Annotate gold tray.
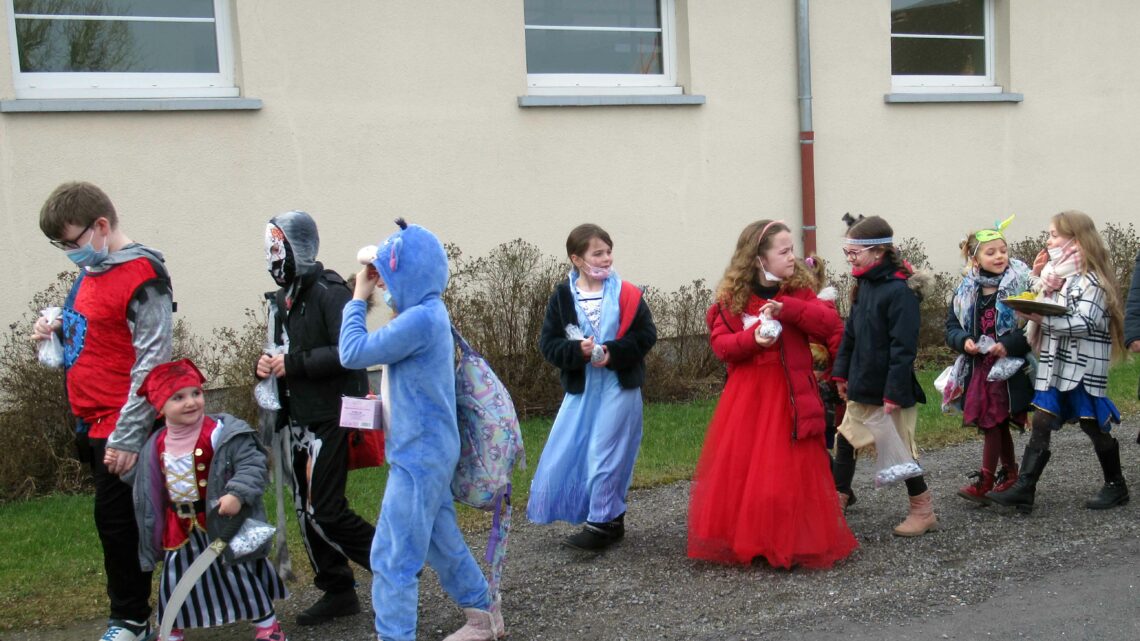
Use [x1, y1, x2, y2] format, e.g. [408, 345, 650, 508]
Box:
[1001, 297, 1068, 316]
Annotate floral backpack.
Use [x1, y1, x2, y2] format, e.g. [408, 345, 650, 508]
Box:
[450, 327, 526, 599]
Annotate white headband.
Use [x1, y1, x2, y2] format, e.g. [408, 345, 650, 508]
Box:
[847, 236, 893, 246]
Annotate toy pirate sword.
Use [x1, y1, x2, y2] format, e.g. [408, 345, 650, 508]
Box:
[147, 504, 275, 641]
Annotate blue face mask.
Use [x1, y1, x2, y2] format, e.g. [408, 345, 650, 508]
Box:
[65, 239, 110, 268]
[383, 289, 396, 311]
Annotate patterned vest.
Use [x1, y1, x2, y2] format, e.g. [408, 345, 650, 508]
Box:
[159, 417, 218, 550]
[63, 257, 164, 438]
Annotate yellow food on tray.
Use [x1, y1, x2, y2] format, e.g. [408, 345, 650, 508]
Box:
[1005, 292, 1037, 301]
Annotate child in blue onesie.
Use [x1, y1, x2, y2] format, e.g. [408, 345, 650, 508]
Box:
[339, 219, 503, 641]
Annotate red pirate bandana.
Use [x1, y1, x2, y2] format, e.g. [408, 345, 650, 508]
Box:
[137, 359, 207, 410]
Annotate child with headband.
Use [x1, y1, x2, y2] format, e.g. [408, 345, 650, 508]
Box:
[688, 220, 856, 567]
[944, 217, 1034, 503]
[831, 215, 938, 537]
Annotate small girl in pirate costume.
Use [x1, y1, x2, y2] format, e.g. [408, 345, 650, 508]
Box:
[132, 359, 288, 641]
[943, 217, 1034, 503]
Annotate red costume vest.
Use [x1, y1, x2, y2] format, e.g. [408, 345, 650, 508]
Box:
[159, 417, 218, 550]
[65, 257, 164, 438]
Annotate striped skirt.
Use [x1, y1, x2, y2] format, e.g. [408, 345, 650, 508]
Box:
[158, 529, 289, 629]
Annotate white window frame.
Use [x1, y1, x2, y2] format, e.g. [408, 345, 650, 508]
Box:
[525, 0, 680, 96]
[891, 0, 999, 93]
[6, 0, 238, 99]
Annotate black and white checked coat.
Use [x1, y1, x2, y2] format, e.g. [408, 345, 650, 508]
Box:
[1035, 272, 1112, 396]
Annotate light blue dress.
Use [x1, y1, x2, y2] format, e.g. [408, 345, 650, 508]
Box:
[527, 272, 644, 525]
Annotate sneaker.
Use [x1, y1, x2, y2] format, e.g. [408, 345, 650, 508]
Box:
[100, 619, 150, 641]
[254, 620, 288, 641]
[168, 629, 185, 641]
[295, 589, 361, 626]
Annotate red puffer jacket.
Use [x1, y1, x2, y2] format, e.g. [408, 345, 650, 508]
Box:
[706, 287, 844, 439]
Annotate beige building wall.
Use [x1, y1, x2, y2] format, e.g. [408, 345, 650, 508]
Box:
[2, 0, 1138, 335]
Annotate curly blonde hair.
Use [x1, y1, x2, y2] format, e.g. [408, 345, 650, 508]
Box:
[715, 220, 790, 314]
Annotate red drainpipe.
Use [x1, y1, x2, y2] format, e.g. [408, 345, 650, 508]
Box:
[796, 0, 817, 255]
[800, 130, 816, 255]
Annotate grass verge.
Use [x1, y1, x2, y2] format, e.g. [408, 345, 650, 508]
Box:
[3, 359, 1137, 631]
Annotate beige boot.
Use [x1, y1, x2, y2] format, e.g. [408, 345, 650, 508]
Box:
[892, 490, 938, 537]
[442, 601, 505, 641]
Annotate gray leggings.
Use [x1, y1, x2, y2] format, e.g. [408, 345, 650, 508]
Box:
[1026, 411, 1115, 452]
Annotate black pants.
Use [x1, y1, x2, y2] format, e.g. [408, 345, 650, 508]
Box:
[289, 418, 376, 594]
[89, 438, 153, 623]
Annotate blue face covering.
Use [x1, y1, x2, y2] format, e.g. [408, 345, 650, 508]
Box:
[383, 289, 396, 311]
[65, 238, 109, 268]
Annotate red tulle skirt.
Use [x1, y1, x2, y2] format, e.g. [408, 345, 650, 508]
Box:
[688, 362, 857, 568]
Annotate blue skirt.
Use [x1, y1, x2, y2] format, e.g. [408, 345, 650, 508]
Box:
[1031, 385, 1121, 431]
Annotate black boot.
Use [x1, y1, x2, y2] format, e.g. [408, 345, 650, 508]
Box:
[987, 447, 1051, 514]
[562, 513, 625, 551]
[1086, 440, 1129, 509]
[296, 588, 361, 626]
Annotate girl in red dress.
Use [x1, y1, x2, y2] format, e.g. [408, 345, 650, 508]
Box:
[687, 220, 857, 568]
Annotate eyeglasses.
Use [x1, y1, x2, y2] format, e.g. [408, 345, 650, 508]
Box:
[49, 222, 94, 250]
[841, 246, 872, 259]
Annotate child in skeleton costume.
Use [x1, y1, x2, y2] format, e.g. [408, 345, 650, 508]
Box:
[987, 210, 1128, 512]
[257, 211, 375, 626]
[340, 220, 504, 641]
[132, 359, 287, 641]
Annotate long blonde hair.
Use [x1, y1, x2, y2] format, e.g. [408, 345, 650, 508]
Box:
[715, 220, 790, 314]
[1053, 210, 1125, 352]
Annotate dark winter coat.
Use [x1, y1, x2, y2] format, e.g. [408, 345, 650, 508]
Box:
[134, 414, 269, 569]
[268, 264, 368, 425]
[539, 281, 657, 394]
[944, 298, 1034, 417]
[832, 260, 926, 408]
[1126, 249, 1140, 350]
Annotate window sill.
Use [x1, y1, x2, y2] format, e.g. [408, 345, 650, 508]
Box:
[518, 94, 706, 108]
[884, 92, 1023, 104]
[0, 97, 263, 113]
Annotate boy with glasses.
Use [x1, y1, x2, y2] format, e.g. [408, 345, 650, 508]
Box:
[32, 181, 174, 641]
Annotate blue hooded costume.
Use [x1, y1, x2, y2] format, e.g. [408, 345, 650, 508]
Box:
[339, 223, 490, 641]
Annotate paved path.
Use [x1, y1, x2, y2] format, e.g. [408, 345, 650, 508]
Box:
[7, 423, 1140, 641]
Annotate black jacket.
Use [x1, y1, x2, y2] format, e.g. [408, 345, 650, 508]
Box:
[539, 281, 657, 394]
[268, 264, 368, 425]
[944, 297, 1034, 417]
[1126, 249, 1140, 350]
[832, 261, 926, 408]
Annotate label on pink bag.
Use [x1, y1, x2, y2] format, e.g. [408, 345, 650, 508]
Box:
[340, 396, 383, 430]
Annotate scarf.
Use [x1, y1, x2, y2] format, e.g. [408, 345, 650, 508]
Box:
[943, 260, 1030, 411]
[951, 261, 1030, 339]
[1037, 244, 1082, 298]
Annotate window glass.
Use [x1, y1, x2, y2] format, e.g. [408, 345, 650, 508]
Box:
[15, 19, 219, 73]
[891, 0, 986, 78]
[526, 29, 661, 74]
[14, 0, 215, 19]
[524, 0, 665, 77]
[525, 0, 660, 29]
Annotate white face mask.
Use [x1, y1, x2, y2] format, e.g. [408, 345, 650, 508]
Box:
[580, 262, 612, 281]
[759, 259, 783, 283]
[1047, 239, 1073, 262]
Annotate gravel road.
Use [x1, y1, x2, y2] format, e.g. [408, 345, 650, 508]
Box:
[9, 421, 1140, 641]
